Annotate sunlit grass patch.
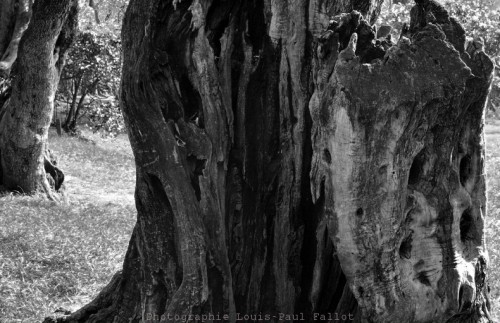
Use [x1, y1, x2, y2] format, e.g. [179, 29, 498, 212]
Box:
[0, 197, 135, 322]
[485, 121, 500, 321]
[0, 129, 135, 322]
[49, 127, 136, 205]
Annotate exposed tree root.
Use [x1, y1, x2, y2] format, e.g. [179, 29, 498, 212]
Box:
[40, 148, 65, 201]
[44, 150, 65, 191]
[43, 272, 125, 323]
[40, 176, 59, 202]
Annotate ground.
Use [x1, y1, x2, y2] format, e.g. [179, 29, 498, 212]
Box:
[484, 118, 500, 321]
[0, 128, 135, 322]
[0, 123, 499, 322]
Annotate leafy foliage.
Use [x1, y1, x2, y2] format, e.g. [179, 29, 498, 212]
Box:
[378, 1, 413, 37]
[56, 1, 125, 137]
[78, 0, 127, 35]
[87, 93, 124, 134]
[445, 0, 500, 56]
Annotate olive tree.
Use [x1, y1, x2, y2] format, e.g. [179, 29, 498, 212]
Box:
[49, 0, 494, 322]
[0, 0, 78, 195]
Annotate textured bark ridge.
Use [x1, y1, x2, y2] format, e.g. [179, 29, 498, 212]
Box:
[0, 0, 78, 195]
[50, 0, 493, 322]
[310, 6, 493, 322]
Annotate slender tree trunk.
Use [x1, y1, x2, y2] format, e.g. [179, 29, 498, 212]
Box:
[49, 0, 493, 322]
[0, 0, 31, 110]
[64, 75, 82, 131]
[66, 76, 98, 132]
[0, 0, 78, 194]
[70, 91, 87, 130]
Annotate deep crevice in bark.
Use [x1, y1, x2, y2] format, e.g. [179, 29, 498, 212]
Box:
[460, 154, 472, 187]
[399, 231, 413, 259]
[245, 0, 266, 56]
[460, 208, 475, 243]
[206, 1, 233, 59]
[179, 76, 205, 128]
[408, 150, 426, 186]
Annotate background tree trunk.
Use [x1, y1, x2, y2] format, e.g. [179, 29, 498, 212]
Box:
[0, 0, 31, 72]
[0, 0, 31, 110]
[51, 0, 493, 322]
[0, 0, 16, 57]
[63, 75, 82, 132]
[0, 0, 78, 194]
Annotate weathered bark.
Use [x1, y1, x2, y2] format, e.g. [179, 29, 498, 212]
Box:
[0, 0, 78, 194]
[49, 0, 493, 322]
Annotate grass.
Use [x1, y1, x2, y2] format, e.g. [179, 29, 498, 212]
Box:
[485, 119, 500, 321]
[0, 127, 136, 322]
[0, 121, 499, 322]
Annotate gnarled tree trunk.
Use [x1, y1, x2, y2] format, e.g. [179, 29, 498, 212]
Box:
[50, 0, 493, 322]
[0, 0, 78, 195]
